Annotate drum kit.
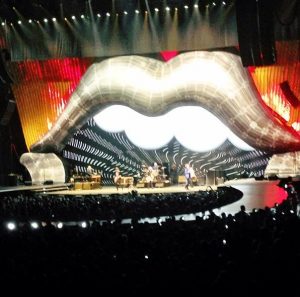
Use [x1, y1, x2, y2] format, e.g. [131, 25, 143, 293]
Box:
[140, 164, 168, 183]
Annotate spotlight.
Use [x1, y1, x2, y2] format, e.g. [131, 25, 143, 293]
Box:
[154, 8, 159, 12]
[44, 18, 48, 23]
[194, 4, 198, 8]
[1, 22, 5, 26]
[97, 13, 101, 18]
[31, 222, 39, 229]
[17, 20, 22, 24]
[165, 7, 170, 11]
[72, 15, 76, 20]
[212, 2, 216, 6]
[81, 222, 87, 228]
[6, 222, 16, 231]
[106, 12, 110, 17]
[124, 11, 128, 15]
[184, 5, 189, 9]
[52, 17, 56, 22]
[135, 10, 139, 14]
[57, 222, 63, 229]
[222, 1, 226, 5]
[81, 15, 85, 19]
[28, 19, 32, 23]
[222, 239, 227, 245]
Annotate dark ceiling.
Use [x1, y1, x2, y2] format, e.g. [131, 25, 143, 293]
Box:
[0, 0, 233, 22]
[0, 0, 298, 23]
[0, 0, 298, 25]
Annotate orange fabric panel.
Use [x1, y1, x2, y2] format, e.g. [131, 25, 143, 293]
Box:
[10, 58, 93, 149]
[249, 40, 300, 129]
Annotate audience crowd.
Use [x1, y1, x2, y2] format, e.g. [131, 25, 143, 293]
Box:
[0, 186, 241, 221]
[0, 182, 299, 295]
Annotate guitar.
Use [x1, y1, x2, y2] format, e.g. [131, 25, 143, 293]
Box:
[114, 173, 121, 184]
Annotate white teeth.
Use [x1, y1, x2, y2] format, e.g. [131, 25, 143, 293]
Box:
[94, 105, 254, 151]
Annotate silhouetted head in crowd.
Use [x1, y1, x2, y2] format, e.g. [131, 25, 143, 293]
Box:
[240, 205, 246, 212]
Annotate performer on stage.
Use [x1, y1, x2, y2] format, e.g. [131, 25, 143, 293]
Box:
[113, 166, 121, 190]
[184, 163, 191, 190]
[90, 169, 102, 189]
[133, 171, 141, 187]
[152, 162, 160, 182]
[189, 164, 196, 187]
[146, 165, 154, 188]
[87, 165, 94, 176]
[170, 163, 178, 185]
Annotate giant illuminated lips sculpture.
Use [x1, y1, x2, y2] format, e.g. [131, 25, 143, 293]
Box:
[30, 51, 300, 154]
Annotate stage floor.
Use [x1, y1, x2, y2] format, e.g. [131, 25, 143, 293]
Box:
[49, 178, 289, 216]
[218, 178, 287, 215]
[54, 184, 215, 195]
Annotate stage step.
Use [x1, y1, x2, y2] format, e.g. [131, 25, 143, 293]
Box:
[32, 184, 72, 193]
[136, 181, 170, 188]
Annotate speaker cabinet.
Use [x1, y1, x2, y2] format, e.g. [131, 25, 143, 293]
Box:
[236, 0, 276, 66]
[155, 182, 164, 188]
[7, 174, 18, 186]
[198, 175, 206, 186]
[136, 182, 145, 188]
[82, 182, 91, 190]
[91, 182, 101, 189]
[43, 180, 53, 185]
[178, 175, 186, 184]
[206, 171, 216, 186]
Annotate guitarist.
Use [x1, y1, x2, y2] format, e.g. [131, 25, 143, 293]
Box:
[113, 167, 121, 190]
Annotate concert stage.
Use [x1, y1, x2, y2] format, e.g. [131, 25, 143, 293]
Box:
[52, 179, 288, 215]
[0, 178, 288, 216]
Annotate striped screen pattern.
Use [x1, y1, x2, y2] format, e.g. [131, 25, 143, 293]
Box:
[62, 119, 271, 184]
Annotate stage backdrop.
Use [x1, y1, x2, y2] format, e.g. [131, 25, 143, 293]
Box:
[3, 41, 300, 183]
[62, 118, 272, 185]
[6, 41, 300, 151]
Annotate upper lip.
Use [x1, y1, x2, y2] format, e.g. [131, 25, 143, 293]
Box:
[30, 51, 300, 153]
